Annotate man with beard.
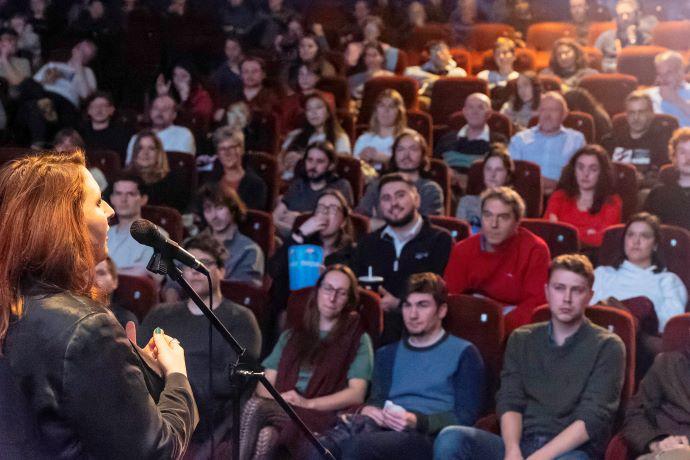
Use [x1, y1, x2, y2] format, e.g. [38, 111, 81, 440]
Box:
[434, 254, 625, 460]
[444, 187, 550, 333]
[272, 141, 353, 237]
[125, 94, 195, 163]
[354, 173, 453, 344]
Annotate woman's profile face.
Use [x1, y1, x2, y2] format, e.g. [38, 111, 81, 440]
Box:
[82, 167, 114, 263]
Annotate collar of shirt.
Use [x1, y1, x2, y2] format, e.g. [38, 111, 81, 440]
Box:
[547, 317, 589, 347]
[458, 123, 491, 141]
[381, 214, 423, 258]
[535, 125, 567, 137]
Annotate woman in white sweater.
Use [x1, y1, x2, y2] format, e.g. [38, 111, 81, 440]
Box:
[591, 212, 687, 334]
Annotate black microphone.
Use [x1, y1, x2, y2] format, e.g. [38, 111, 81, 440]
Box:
[130, 219, 209, 275]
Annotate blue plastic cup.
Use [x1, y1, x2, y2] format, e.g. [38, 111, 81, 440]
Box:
[288, 244, 324, 291]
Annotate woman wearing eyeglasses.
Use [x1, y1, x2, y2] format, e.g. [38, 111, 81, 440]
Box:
[240, 264, 373, 460]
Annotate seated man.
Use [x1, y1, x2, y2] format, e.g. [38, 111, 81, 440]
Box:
[79, 91, 134, 163]
[321, 272, 485, 460]
[644, 127, 690, 230]
[435, 92, 507, 180]
[607, 90, 672, 187]
[139, 233, 261, 455]
[93, 256, 138, 329]
[125, 94, 195, 163]
[646, 51, 690, 128]
[508, 91, 586, 195]
[444, 187, 551, 333]
[622, 340, 690, 458]
[272, 141, 353, 237]
[435, 254, 626, 460]
[404, 40, 467, 98]
[354, 173, 453, 343]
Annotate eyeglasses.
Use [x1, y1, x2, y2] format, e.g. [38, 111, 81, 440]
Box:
[315, 204, 343, 215]
[320, 284, 348, 300]
[180, 259, 217, 271]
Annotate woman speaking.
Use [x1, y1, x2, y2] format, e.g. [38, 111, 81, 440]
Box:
[0, 150, 198, 458]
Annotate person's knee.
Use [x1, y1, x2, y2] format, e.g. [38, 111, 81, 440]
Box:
[555, 450, 590, 460]
[433, 426, 472, 460]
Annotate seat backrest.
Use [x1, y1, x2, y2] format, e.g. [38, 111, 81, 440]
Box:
[220, 279, 270, 325]
[141, 205, 183, 243]
[526, 22, 577, 51]
[406, 23, 453, 52]
[407, 109, 434, 150]
[565, 111, 596, 144]
[238, 209, 275, 258]
[335, 155, 364, 205]
[428, 158, 452, 215]
[600, 223, 690, 297]
[587, 21, 616, 46]
[428, 215, 471, 243]
[520, 218, 580, 257]
[114, 274, 158, 322]
[652, 20, 690, 51]
[612, 162, 639, 221]
[662, 313, 690, 352]
[87, 149, 122, 182]
[658, 163, 676, 185]
[316, 76, 351, 112]
[166, 150, 198, 195]
[579, 73, 639, 117]
[357, 76, 419, 125]
[616, 45, 668, 86]
[293, 211, 371, 241]
[467, 23, 516, 51]
[244, 152, 278, 210]
[393, 48, 409, 75]
[449, 48, 472, 75]
[430, 77, 489, 128]
[538, 74, 563, 92]
[531, 304, 636, 402]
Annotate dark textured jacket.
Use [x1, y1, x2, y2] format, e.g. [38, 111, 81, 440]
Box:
[1, 289, 199, 459]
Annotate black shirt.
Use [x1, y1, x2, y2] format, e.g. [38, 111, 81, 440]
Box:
[644, 182, 690, 231]
[79, 121, 135, 165]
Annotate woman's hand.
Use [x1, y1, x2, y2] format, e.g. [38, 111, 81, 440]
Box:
[156, 74, 171, 96]
[281, 390, 313, 409]
[144, 327, 188, 378]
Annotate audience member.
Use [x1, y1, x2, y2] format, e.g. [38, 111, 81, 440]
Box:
[210, 35, 244, 108]
[539, 38, 598, 89]
[0, 27, 31, 103]
[288, 33, 335, 80]
[545, 144, 622, 248]
[125, 94, 196, 163]
[207, 127, 269, 211]
[564, 87, 613, 144]
[274, 141, 354, 236]
[354, 89, 407, 172]
[591, 212, 687, 335]
[354, 173, 453, 343]
[94, 257, 138, 329]
[445, 187, 550, 332]
[154, 60, 213, 129]
[240, 265, 373, 459]
[607, 91, 671, 187]
[450, 0, 488, 44]
[477, 37, 519, 91]
[500, 71, 541, 130]
[281, 62, 330, 135]
[53, 129, 108, 191]
[595, 0, 657, 72]
[125, 130, 188, 212]
[280, 92, 351, 181]
[344, 16, 401, 74]
[220, 0, 258, 38]
[358, 129, 445, 231]
[8, 13, 41, 67]
[435, 92, 508, 175]
[435, 254, 625, 460]
[509, 91, 586, 195]
[456, 144, 515, 234]
[231, 56, 282, 116]
[78, 91, 134, 163]
[139, 232, 261, 455]
[646, 51, 690, 128]
[197, 182, 265, 286]
[348, 42, 394, 100]
[405, 40, 467, 98]
[320, 272, 485, 460]
[644, 128, 690, 230]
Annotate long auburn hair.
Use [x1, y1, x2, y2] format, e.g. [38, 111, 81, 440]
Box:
[555, 144, 616, 215]
[128, 130, 170, 184]
[287, 92, 345, 153]
[0, 150, 98, 347]
[291, 264, 360, 366]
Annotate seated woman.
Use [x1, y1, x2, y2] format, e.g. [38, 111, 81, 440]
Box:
[538, 37, 598, 89]
[353, 89, 407, 172]
[155, 60, 214, 128]
[269, 189, 357, 324]
[206, 126, 269, 211]
[347, 42, 394, 101]
[286, 33, 336, 81]
[125, 130, 188, 211]
[281, 62, 335, 136]
[476, 37, 519, 109]
[591, 212, 687, 337]
[53, 128, 107, 190]
[456, 143, 515, 234]
[500, 71, 541, 131]
[545, 144, 622, 248]
[564, 87, 613, 145]
[357, 128, 444, 231]
[239, 264, 373, 460]
[281, 91, 351, 181]
[344, 15, 401, 74]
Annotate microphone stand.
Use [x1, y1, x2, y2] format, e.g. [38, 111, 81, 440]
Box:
[146, 252, 336, 460]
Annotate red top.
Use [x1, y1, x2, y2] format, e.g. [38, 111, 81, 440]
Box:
[444, 227, 551, 333]
[544, 190, 622, 247]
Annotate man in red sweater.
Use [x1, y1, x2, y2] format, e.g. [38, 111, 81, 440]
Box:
[444, 187, 551, 332]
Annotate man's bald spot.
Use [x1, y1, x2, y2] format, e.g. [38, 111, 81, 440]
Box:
[465, 92, 492, 109]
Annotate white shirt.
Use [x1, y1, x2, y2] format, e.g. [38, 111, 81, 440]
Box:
[353, 132, 394, 160]
[125, 125, 196, 164]
[591, 260, 687, 333]
[33, 61, 96, 107]
[381, 214, 423, 259]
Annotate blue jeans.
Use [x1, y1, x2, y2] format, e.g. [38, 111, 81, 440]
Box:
[433, 426, 591, 460]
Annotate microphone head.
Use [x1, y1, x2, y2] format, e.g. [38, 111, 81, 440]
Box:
[130, 219, 163, 247]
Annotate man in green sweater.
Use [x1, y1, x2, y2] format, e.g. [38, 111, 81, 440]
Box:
[434, 254, 626, 460]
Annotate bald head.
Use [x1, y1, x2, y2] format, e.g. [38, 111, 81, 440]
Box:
[463, 92, 492, 129]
